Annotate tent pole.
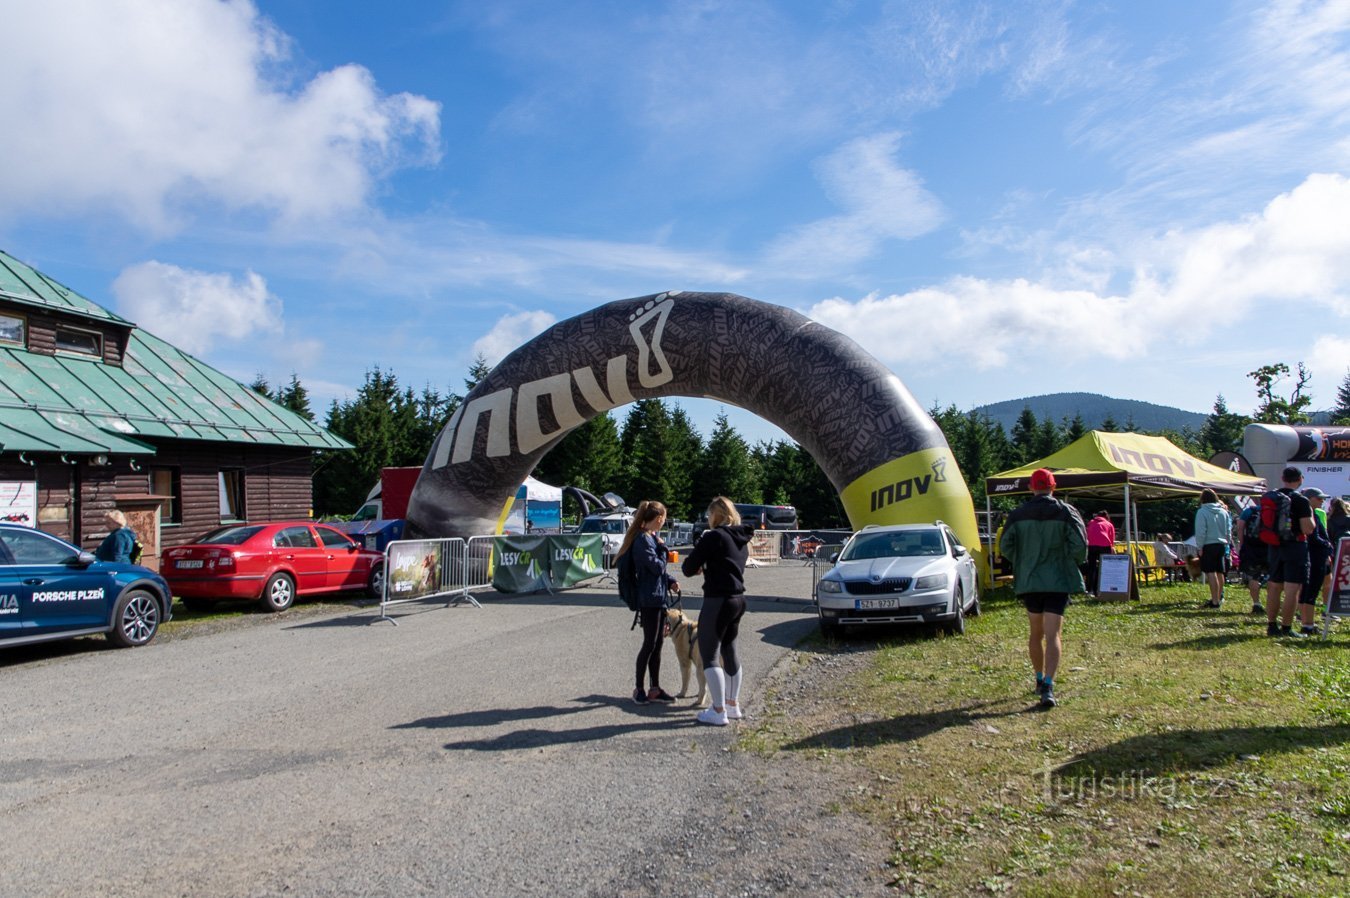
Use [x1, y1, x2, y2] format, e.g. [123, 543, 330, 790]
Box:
[984, 494, 993, 590]
[1124, 483, 1135, 598]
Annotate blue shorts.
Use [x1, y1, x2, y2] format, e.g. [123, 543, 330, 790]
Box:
[1267, 541, 1309, 586]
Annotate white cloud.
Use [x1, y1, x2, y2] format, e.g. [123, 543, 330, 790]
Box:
[764, 133, 946, 274]
[1311, 335, 1350, 371]
[472, 311, 558, 365]
[808, 172, 1350, 370]
[112, 261, 283, 356]
[0, 0, 440, 231]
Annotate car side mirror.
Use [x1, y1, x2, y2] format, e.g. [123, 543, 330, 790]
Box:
[71, 551, 97, 567]
[829, 552, 841, 563]
[953, 545, 968, 557]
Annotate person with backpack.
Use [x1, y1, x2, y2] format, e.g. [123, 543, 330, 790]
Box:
[616, 501, 682, 705]
[1195, 489, 1232, 609]
[1236, 501, 1268, 614]
[1261, 466, 1316, 638]
[999, 468, 1087, 709]
[681, 496, 756, 726]
[1298, 487, 1334, 636]
[94, 509, 137, 563]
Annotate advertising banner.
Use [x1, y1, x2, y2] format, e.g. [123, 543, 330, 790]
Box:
[492, 535, 551, 593]
[548, 534, 604, 588]
[1325, 538, 1350, 639]
[491, 534, 605, 593]
[0, 481, 37, 526]
[387, 540, 443, 601]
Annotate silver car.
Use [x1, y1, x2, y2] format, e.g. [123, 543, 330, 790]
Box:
[814, 523, 979, 636]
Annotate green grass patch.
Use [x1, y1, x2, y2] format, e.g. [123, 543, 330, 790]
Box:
[747, 583, 1350, 897]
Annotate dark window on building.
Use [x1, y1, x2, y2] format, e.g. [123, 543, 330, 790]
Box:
[0, 312, 25, 346]
[54, 327, 102, 356]
[218, 469, 245, 521]
[149, 467, 182, 524]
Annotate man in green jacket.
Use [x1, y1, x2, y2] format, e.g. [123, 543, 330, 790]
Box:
[1000, 468, 1087, 709]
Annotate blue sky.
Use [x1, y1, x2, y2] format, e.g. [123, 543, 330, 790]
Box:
[3, 0, 1349, 445]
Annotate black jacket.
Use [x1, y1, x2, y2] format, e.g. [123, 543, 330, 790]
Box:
[682, 524, 755, 596]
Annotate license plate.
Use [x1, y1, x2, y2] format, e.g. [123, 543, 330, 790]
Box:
[856, 598, 899, 610]
[176, 559, 204, 569]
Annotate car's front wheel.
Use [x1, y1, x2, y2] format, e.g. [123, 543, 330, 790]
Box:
[945, 584, 966, 636]
[259, 572, 296, 613]
[818, 610, 841, 638]
[107, 589, 162, 647]
[367, 564, 385, 600]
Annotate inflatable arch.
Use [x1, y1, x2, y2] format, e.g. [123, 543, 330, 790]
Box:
[406, 291, 979, 552]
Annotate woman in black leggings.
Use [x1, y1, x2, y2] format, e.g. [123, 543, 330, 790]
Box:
[617, 501, 681, 704]
[681, 497, 756, 726]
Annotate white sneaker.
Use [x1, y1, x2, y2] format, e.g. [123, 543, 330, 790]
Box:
[696, 707, 728, 726]
[725, 701, 743, 720]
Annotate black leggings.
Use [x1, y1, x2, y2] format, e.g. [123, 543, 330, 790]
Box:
[697, 594, 747, 677]
[635, 606, 665, 690]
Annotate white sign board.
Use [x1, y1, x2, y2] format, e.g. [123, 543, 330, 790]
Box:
[0, 481, 37, 527]
[1097, 553, 1132, 597]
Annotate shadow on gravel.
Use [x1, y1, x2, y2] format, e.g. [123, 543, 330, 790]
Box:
[782, 700, 1028, 751]
[393, 695, 615, 730]
[437, 716, 698, 751]
[1055, 723, 1350, 780]
[394, 693, 709, 749]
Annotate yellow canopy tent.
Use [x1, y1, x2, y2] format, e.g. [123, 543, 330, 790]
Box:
[984, 431, 1267, 589]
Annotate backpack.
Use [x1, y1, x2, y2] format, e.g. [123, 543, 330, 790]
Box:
[1241, 505, 1262, 542]
[1258, 489, 1295, 546]
[615, 549, 639, 612]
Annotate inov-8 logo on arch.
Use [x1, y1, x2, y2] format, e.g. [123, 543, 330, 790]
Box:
[430, 294, 677, 470]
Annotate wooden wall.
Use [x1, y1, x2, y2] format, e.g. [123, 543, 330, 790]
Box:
[0, 444, 315, 562]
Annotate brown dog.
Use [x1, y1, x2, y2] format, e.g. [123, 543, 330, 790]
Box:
[664, 607, 706, 706]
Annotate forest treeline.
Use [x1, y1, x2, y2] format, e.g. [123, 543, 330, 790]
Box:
[253, 360, 1350, 537]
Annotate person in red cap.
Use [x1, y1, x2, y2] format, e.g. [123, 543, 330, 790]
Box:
[999, 468, 1087, 708]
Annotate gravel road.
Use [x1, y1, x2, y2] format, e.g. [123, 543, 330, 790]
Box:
[0, 564, 893, 897]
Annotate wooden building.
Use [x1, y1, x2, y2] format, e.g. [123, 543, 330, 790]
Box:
[0, 250, 349, 570]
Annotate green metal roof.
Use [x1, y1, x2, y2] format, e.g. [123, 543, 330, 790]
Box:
[0, 250, 350, 456]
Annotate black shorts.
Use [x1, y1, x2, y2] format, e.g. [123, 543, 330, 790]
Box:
[1267, 541, 1310, 586]
[1021, 592, 1070, 616]
[1238, 542, 1268, 576]
[1199, 543, 1228, 574]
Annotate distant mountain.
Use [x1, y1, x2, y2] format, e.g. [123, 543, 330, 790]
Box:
[970, 392, 1208, 434]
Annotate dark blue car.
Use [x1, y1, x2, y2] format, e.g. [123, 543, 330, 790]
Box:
[0, 522, 173, 650]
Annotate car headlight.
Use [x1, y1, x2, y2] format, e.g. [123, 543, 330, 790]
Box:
[914, 573, 949, 591]
[818, 579, 843, 594]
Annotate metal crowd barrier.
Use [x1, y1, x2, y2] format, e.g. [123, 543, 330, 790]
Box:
[375, 536, 480, 626]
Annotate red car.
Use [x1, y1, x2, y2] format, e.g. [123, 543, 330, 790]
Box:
[163, 522, 386, 613]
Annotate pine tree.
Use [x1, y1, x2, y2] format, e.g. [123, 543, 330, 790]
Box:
[619, 399, 675, 509]
[1199, 395, 1249, 454]
[664, 406, 704, 521]
[464, 354, 492, 393]
[276, 373, 314, 421]
[1333, 369, 1350, 424]
[1011, 407, 1039, 464]
[697, 411, 756, 510]
[1065, 413, 1087, 443]
[249, 373, 271, 397]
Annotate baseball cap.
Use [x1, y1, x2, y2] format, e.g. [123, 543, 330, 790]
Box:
[1030, 468, 1056, 491]
[1302, 486, 1327, 498]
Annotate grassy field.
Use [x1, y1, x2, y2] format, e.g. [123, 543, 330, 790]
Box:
[744, 583, 1350, 898]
